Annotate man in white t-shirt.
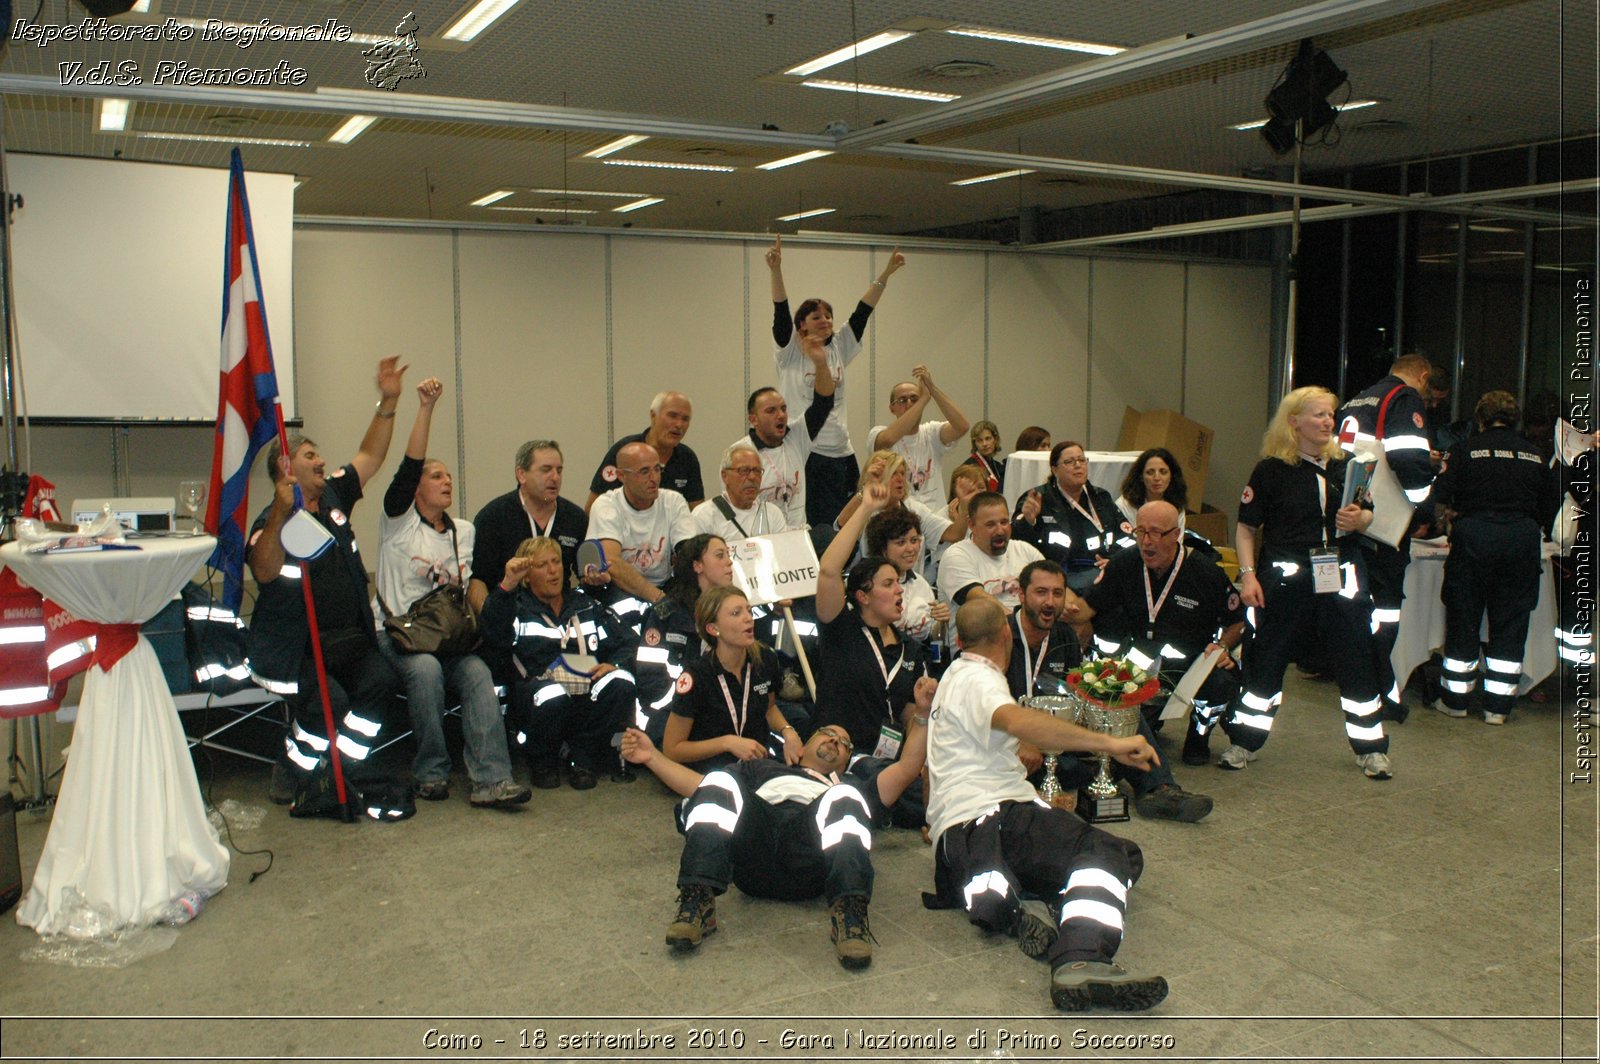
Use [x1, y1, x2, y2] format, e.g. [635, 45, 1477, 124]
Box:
[938, 492, 1045, 613]
[739, 371, 833, 530]
[693, 441, 788, 542]
[926, 596, 1167, 1012]
[587, 441, 696, 620]
[869, 364, 971, 513]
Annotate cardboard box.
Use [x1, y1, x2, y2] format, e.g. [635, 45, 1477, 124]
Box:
[1117, 407, 1215, 510]
[1186, 505, 1229, 554]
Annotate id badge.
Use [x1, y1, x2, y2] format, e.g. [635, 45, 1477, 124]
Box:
[873, 725, 904, 760]
[1310, 550, 1341, 594]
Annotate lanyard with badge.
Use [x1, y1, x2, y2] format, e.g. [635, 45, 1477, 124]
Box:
[716, 662, 752, 738]
[1063, 485, 1106, 550]
[864, 627, 908, 758]
[1143, 546, 1188, 640]
[1305, 459, 1342, 594]
[1018, 619, 1052, 695]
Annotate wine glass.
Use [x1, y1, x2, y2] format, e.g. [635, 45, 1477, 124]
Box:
[178, 480, 207, 535]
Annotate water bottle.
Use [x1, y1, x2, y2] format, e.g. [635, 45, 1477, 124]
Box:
[157, 890, 208, 926]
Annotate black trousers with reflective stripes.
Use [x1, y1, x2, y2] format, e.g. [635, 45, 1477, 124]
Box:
[1440, 515, 1542, 716]
[284, 635, 402, 782]
[677, 770, 874, 904]
[1364, 538, 1411, 707]
[935, 801, 1144, 968]
[1230, 558, 1385, 755]
[511, 670, 636, 773]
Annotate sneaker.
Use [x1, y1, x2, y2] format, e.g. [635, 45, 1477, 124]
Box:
[530, 765, 562, 790]
[1356, 752, 1393, 780]
[567, 765, 598, 791]
[1134, 784, 1213, 823]
[414, 779, 451, 802]
[1216, 745, 1257, 771]
[829, 895, 875, 970]
[665, 886, 717, 952]
[1181, 727, 1211, 766]
[469, 779, 533, 807]
[1483, 712, 1507, 726]
[1431, 699, 1468, 719]
[1013, 899, 1057, 960]
[1051, 960, 1169, 1012]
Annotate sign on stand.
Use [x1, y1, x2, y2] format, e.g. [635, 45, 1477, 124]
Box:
[729, 529, 819, 606]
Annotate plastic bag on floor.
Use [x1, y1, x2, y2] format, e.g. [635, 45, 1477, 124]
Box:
[18, 888, 179, 968]
[208, 798, 266, 833]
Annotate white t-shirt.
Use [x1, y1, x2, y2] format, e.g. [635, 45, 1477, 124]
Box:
[937, 538, 1043, 612]
[869, 420, 952, 512]
[738, 431, 812, 529]
[897, 569, 940, 643]
[776, 327, 861, 458]
[692, 493, 788, 541]
[926, 654, 1039, 845]
[587, 488, 695, 585]
[376, 507, 475, 617]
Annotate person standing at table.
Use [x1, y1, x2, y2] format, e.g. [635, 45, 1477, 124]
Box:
[1337, 354, 1437, 722]
[375, 376, 531, 809]
[1218, 386, 1393, 780]
[869, 364, 972, 513]
[767, 235, 905, 526]
[1013, 441, 1133, 594]
[1431, 392, 1558, 725]
[248, 356, 412, 820]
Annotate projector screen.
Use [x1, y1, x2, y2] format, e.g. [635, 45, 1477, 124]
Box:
[9, 153, 296, 422]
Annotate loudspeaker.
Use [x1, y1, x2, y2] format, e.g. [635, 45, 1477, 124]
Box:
[0, 791, 21, 916]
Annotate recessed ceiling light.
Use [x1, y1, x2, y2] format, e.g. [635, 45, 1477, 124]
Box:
[756, 150, 835, 171]
[328, 115, 377, 143]
[471, 190, 514, 207]
[137, 132, 312, 147]
[803, 79, 958, 102]
[776, 207, 836, 222]
[97, 99, 130, 132]
[583, 134, 648, 159]
[602, 159, 737, 173]
[529, 187, 648, 198]
[441, 0, 523, 42]
[488, 206, 596, 214]
[946, 26, 1124, 56]
[951, 168, 1035, 186]
[1229, 99, 1379, 130]
[614, 197, 664, 213]
[785, 31, 915, 77]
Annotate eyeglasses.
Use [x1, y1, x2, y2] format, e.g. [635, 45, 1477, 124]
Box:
[1133, 526, 1180, 539]
[728, 466, 764, 478]
[623, 464, 666, 477]
[889, 394, 919, 406]
[1057, 456, 1088, 466]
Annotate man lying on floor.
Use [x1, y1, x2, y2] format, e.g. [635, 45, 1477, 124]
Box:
[618, 703, 930, 971]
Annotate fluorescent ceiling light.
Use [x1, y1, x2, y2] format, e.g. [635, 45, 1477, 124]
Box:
[776, 207, 836, 222]
[951, 168, 1035, 186]
[946, 26, 1123, 56]
[471, 190, 514, 207]
[583, 134, 648, 159]
[602, 159, 736, 173]
[328, 115, 377, 143]
[757, 150, 835, 171]
[785, 31, 914, 77]
[529, 187, 647, 198]
[138, 132, 312, 147]
[803, 79, 958, 102]
[441, 0, 522, 42]
[614, 197, 664, 213]
[97, 98, 130, 132]
[488, 206, 596, 214]
[1230, 99, 1379, 130]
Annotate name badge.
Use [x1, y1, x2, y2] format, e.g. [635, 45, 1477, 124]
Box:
[1310, 550, 1341, 594]
[873, 725, 903, 760]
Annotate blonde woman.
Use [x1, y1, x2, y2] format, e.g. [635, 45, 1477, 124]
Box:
[1216, 387, 1392, 780]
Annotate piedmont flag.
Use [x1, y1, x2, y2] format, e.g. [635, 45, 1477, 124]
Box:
[205, 149, 285, 611]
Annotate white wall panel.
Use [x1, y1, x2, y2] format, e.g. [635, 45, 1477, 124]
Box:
[1088, 259, 1186, 449]
[987, 254, 1091, 460]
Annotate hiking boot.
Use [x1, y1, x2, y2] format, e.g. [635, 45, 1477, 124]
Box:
[1181, 726, 1211, 766]
[665, 886, 717, 952]
[829, 894, 875, 970]
[530, 764, 562, 790]
[1051, 960, 1169, 1011]
[1013, 899, 1057, 960]
[1356, 752, 1393, 780]
[469, 779, 533, 808]
[1134, 784, 1213, 823]
[414, 779, 451, 802]
[1216, 744, 1257, 771]
[567, 765, 598, 790]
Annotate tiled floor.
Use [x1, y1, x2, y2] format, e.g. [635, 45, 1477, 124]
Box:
[1, 671, 1595, 1062]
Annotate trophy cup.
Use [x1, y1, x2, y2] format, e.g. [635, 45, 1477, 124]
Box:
[1069, 690, 1142, 823]
[1020, 695, 1076, 808]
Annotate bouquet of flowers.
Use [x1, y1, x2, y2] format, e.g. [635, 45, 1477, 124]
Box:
[1066, 656, 1163, 709]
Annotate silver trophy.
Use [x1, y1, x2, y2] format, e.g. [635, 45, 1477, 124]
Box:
[1020, 695, 1077, 805]
[1070, 691, 1143, 823]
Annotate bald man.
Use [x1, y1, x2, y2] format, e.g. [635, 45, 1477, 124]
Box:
[588, 391, 704, 510]
[587, 440, 696, 619]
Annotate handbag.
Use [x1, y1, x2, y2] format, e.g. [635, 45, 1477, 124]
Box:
[380, 524, 480, 656]
[1355, 385, 1417, 549]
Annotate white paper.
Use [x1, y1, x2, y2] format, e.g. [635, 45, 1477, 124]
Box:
[1162, 646, 1225, 720]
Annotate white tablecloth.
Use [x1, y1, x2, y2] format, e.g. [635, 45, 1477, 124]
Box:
[1003, 450, 1142, 512]
[3, 537, 229, 935]
[1392, 540, 1559, 698]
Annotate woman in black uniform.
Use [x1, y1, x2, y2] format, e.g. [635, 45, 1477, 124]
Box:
[1221, 386, 1393, 780]
[1432, 391, 1558, 725]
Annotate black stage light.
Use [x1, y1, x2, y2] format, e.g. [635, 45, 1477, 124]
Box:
[1259, 39, 1348, 154]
